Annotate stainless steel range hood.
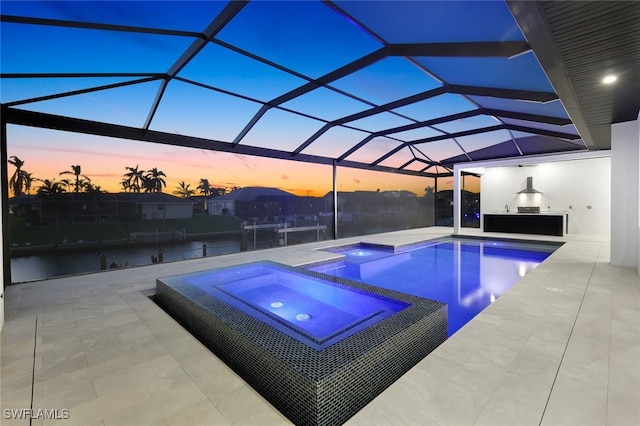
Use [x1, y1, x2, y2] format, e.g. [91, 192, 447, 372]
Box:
[517, 177, 542, 194]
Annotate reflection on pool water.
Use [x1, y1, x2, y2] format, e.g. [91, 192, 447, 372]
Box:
[310, 237, 561, 336]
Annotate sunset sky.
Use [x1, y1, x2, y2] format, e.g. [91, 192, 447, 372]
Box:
[7, 124, 445, 198]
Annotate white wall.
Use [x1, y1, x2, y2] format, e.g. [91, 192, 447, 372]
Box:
[611, 116, 640, 268]
[141, 204, 192, 220]
[208, 200, 235, 216]
[481, 156, 611, 237]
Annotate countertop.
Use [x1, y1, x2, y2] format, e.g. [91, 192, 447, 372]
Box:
[485, 211, 568, 216]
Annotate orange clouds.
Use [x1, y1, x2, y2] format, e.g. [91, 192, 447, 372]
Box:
[7, 125, 435, 198]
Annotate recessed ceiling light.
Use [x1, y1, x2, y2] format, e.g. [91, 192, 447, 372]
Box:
[603, 75, 618, 84]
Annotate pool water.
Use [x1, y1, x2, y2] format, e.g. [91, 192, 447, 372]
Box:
[309, 237, 560, 335]
[178, 262, 409, 350]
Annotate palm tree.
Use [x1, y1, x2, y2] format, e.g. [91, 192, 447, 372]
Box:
[144, 167, 166, 193]
[85, 183, 105, 222]
[123, 165, 145, 193]
[197, 178, 212, 197]
[85, 183, 104, 193]
[212, 187, 227, 196]
[173, 181, 195, 198]
[58, 178, 72, 193]
[424, 186, 435, 198]
[36, 178, 67, 226]
[23, 172, 35, 194]
[36, 179, 66, 196]
[60, 165, 91, 193]
[141, 177, 155, 193]
[8, 156, 34, 196]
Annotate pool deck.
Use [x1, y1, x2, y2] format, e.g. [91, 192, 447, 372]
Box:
[2, 227, 638, 425]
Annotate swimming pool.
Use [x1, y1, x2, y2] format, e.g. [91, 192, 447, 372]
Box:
[155, 261, 446, 426]
[164, 261, 411, 350]
[309, 236, 561, 336]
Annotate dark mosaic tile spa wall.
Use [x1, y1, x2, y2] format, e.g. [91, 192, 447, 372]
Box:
[155, 263, 447, 426]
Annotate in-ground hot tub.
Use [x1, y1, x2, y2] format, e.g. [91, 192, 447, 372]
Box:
[155, 261, 447, 426]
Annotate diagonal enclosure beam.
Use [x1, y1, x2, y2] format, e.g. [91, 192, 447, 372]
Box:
[236, 47, 388, 146]
[267, 48, 389, 107]
[337, 134, 376, 162]
[143, 1, 249, 131]
[405, 123, 580, 146]
[232, 105, 271, 145]
[373, 109, 479, 137]
[398, 158, 416, 170]
[371, 143, 407, 167]
[332, 86, 448, 126]
[503, 124, 582, 140]
[3, 77, 163, 107]
[448, 85, 557, 102]
[0, 72, 165, 79]
[482, 109, 572, 126]
[407, 125, 505, 145]
[292, 124, 334, 155]
[0, 14, 202, 38]
[388, 41, 531, 58]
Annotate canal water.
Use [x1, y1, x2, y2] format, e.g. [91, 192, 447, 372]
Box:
[10, 236, 251, 283]
[10, 225, 334, 283]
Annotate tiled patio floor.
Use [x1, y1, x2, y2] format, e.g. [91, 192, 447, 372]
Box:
[2, 227, 638, 425]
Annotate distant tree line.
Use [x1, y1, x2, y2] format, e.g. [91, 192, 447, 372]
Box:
[8, 156, 238, 198]
[172, 178, 239, 199]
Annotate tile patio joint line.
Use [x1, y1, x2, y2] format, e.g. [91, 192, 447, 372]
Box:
[537, 252, 599, 425]
[29, 316, 38, 426]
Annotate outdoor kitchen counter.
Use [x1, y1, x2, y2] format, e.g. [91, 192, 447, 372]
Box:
[483, 212, 568, 236]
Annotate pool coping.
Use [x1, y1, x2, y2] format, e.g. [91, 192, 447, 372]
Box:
[155, 260, 448, 426]
[311, 234, 564, 255]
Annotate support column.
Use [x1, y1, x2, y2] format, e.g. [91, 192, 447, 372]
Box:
[1, 116, 9, 330]
[1, 117, 10, 288]
[434, 177, 438, 226]
[332, 160, 338, 240]
[453, 166, 461, 234]
[611, 115, 640, 268]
